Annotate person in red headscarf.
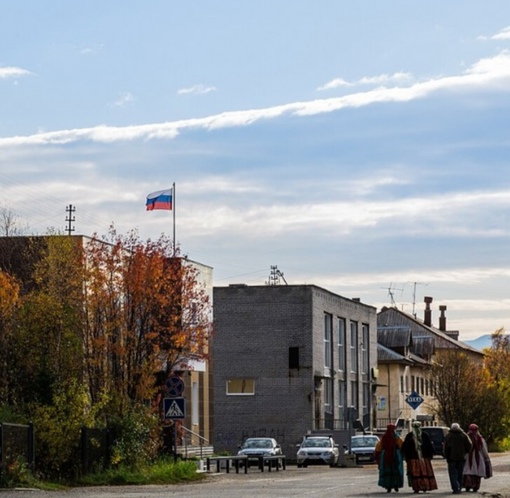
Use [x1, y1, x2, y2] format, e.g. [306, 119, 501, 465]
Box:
[375, 423, 404, 493]
[463, 424, 490, 492]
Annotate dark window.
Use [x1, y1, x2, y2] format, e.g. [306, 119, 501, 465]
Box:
[289, 347, 300, 369]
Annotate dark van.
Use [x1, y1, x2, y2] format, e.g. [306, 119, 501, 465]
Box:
[421, 426, 449, 458]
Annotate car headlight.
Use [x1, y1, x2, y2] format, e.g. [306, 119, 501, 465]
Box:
[297, 450, 307, 456]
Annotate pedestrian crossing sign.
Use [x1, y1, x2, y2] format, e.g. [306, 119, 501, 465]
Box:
[164, 397, 186, 420]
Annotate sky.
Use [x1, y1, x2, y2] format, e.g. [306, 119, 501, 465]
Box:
[1, 1, 510, 340]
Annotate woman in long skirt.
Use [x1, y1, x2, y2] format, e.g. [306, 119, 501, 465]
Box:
[463, 423, 490, 492]
[375, 423, 404, 493]
[401, 421, 438, 493]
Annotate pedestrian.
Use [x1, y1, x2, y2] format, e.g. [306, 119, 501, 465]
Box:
[444, 422, 472, 494]
[375, 423, 404, 493]
[463, 423, 490, 492]
[401, 421, 438, 493]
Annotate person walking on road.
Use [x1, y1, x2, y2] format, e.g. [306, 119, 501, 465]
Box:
[401, 421, 438, 493]
[375, 423, 404, 493]
[463, 423, 490, 492]
[444, 422, 472, 494]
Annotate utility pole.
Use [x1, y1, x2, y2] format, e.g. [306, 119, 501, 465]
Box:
[267, 265, 288, 285]
[65, 204, 75, 235]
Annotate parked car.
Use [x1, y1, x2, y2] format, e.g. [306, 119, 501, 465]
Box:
[237, 437, 282, 466]
[296, 435, 339, 468]
[420, 426, 449, 458]
[348, 434, 380, 464]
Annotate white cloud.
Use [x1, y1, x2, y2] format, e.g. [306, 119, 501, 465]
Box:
[0, 66, 32, 79]
[316, 78, 353, 91]
[1, 52, 510, 147]
[111, 92, 135, 108]
[358, 71, 413, 85]
[492, 26, 510, 40]
[177, 84, 217, 95]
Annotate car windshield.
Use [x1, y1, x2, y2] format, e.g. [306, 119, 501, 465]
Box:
[351, 437, 378, 448]
[243, 439, 272, 449]
[302, 438, 331, 448]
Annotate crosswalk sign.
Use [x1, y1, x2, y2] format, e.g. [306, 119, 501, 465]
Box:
[164, 397, 186, 420]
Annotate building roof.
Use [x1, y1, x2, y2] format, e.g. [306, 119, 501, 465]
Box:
[378, 326, 413, 348]
[377, 306, 483, 357]
[377, 343, 413, 364]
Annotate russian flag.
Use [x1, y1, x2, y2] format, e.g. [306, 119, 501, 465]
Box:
[146, 188, 173, 211]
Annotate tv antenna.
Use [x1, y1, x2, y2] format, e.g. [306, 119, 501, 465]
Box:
[408, 281, 428, 318]
[381, 282, 403, 307]
[266, 265, 288, 286]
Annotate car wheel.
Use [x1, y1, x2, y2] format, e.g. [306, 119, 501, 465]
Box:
[297, 463, 302, 468]
[303, 463, 308, 468]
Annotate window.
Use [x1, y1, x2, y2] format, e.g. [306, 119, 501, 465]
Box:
[351, 380, 359, 410]
[324, 313, 333, 368]
[400, 375, 404, 393]
[350, 321, 358, 373]
[192, 381, 199, 425]
[338, 318, 346, 372]
[226, 379, 255, 395]
[324, 378, 333, 414]
[362, 382, 370, 414]
[361, 323, 369, 374]
[289, 347, 300, 369]
[338, 381, 346, 419]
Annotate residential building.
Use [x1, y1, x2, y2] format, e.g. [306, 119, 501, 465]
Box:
[212, 284, 378, 457]
[376, 297, 484, 431]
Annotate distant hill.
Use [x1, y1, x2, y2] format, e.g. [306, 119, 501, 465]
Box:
[463, 334, 496, 350]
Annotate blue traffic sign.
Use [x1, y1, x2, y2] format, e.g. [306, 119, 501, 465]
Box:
[164, 397, 186, 420]
[405, 390, 424, 410]
[165, 376, 185, 397]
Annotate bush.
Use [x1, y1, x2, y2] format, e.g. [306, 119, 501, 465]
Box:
[109, 404, 161, 469]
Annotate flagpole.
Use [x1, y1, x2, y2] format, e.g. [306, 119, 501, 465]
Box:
[173, 182, 176, 256]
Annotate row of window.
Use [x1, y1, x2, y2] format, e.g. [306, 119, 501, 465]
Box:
[400, 374, 435, 396]
[324, 314, 370, 374]
[227, 377, 369, 422]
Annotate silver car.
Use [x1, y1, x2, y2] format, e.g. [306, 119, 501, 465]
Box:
[296, 435, 339, 468]
[237, 437, 282, 466]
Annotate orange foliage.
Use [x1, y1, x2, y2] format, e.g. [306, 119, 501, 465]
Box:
[83, 228, 211, 410]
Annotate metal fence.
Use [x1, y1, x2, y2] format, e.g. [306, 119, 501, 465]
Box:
[0, 423, 35, 470]
[80, 427, 116, 474]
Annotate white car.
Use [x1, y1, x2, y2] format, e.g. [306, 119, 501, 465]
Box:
[296, 435, 339, 468]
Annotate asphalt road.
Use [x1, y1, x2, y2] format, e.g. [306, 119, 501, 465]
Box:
[1, 452, 509, 498]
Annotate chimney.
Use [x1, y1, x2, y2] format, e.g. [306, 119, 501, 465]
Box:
[424, 296, 433, 326]
[439, 305, 447, 331]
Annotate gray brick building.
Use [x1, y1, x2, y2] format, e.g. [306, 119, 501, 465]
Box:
[212, 284, 378, 457]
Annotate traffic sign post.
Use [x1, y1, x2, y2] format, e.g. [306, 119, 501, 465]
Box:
[165, 376, 185, 397]
[164, 397, 186, 420]
[405, 390, 424, 410]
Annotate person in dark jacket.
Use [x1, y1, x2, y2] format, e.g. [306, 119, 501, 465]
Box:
[401, 421, 438, 493]
[444, 422, 472, 494]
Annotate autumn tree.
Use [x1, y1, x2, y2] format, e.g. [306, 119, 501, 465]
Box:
[9, 235, 85, 405]
[83, 228, 212, 415]
[480, 328, 510, 442]
[429, 349, 485, 429]
[0, 270, 21, 403]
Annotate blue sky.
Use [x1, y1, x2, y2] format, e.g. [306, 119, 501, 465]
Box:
[1, 1, 510, 339]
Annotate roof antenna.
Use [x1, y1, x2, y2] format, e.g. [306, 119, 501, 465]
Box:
[267, 265, 288, 285]
[409, 281, 428, 318]
[382, 282, 403, 307]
